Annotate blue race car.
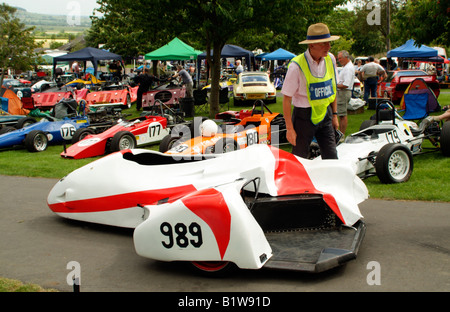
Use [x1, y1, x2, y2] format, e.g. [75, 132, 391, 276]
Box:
[0, 99, 90, 152]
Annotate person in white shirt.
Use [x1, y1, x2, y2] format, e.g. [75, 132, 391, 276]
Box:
[235, 60, 243, 76]
[336, 50, 355, 136]
[360, 56, 386, 103]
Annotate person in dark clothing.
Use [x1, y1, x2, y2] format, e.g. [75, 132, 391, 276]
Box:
[135, 68, 160, 110]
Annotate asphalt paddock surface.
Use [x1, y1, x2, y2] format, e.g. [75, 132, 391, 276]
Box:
[0, 175, 449, 293]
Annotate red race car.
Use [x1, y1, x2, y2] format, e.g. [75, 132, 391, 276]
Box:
[377, 70, 440, 103]
[61, 100, 186, 159]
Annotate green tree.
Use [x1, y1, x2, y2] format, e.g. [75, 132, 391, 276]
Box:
[393, 0, 449, 46]
[87, 0, 346, 117]
[0, 4, 40, 85]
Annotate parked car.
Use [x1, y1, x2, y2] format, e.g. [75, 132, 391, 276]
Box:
[233, 72, 277, 105]
[47, 143, 368, 274]
[377, 70, 440, 103]
[61, 100, 188, 159]
[159, 100, 287, 155]
[311, 101, 449, 183]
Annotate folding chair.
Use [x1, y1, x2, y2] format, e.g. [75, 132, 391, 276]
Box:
[193, 89, 208, 115]
[219, 87, 229, 111]
[401, 93, 429, 121]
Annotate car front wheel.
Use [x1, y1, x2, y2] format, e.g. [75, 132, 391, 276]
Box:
[25, 130, 48, 152]
[375, 143, 413, 184]
[110, 131, 136, 152]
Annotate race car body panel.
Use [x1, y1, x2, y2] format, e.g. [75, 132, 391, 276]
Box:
[134, 180, 273, 270]
[86, 88, 131, 109]
[47, 145, 367, 272]
[142, 83, 186, 108]
[60, 116, 169, 159]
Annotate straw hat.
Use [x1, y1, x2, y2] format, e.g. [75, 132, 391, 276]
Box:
[299, 23, 340, 44]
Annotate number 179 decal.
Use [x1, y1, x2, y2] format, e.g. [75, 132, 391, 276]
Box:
[385, 129, 401, 143]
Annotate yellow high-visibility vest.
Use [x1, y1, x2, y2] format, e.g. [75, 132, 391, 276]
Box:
[290, 53, 337, 124]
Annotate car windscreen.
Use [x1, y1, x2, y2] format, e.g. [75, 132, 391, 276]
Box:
[386, 70, 427, 82]
[242, 75, 268, 83]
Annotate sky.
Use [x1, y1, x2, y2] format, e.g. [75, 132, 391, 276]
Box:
[1, 0, 100, 16]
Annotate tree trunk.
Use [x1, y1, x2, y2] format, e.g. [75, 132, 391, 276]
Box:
[208, 41, 225, 118]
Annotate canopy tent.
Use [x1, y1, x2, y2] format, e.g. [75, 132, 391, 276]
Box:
[258, 48, 295, 61]
[52, 47, 122, 76]
[411, 55, 450, 64]
[387, 39, 438, 58]
[196, 44, 255, 86]
[37, 51, 68, 65]
[197, 44, 255, 68]
[144, 37, 203, 61]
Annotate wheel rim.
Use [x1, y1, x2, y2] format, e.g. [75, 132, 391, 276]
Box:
[223, 142, 235, 153]
[191, 261, 229, 272]
[119, 135, 135, 150]
[34, 133, 47, 151]
[388, 150, 410, 180]
[168, 138, 180, 150]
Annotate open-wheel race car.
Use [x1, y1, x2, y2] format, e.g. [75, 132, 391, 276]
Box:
[60, 99, 188, 159]
[312, 100, 450, 183]
[47, 143, 368, 274]
[0, 99, 91, 152]
[160, 100, 287, 155]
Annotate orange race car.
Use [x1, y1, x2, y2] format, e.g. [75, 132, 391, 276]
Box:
[159, 100, 287, 155]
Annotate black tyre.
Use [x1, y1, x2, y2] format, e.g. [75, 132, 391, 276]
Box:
[270, 114, 287, 144]
[360, 120, 376, 131]
[110, 131, 136, 152]
[0, 126, 16, 135]
[171, 123, 193, 140]
[124, 94, 132, 109]
[214, 138, 239, 154]
[24, 130, 48, 152]
[15, 117, 37, 129]
[159, 134, 182, 153]
[71, 128, 95, 144]
[440, 121, 450, 157]
[375, 143, 413, 184]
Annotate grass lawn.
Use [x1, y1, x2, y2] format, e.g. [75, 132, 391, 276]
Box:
[0, 89, 449, 202]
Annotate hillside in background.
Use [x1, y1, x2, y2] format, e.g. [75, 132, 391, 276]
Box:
[13, 7, 91, 33]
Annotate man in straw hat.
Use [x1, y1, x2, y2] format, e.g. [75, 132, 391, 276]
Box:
[281, 23, 340, 159]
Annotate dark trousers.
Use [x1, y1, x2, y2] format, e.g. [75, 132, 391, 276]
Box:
[136, 87, 149, 110]
[364, 77, 378, 103]
[292, 105, 337, 159]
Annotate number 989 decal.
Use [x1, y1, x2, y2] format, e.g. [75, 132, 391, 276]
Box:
[160, 222, 203, 248]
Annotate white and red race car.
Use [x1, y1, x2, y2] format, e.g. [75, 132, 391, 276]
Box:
[47, 144, 368, 274]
